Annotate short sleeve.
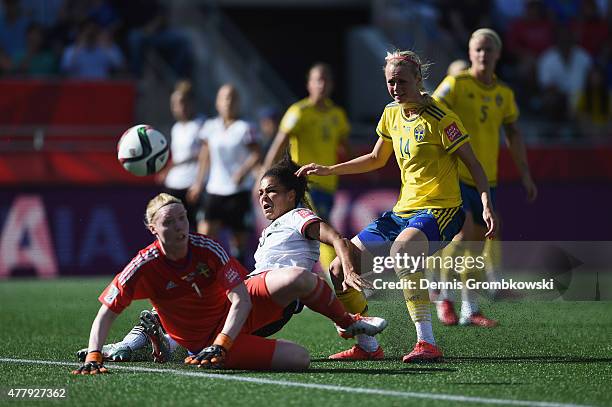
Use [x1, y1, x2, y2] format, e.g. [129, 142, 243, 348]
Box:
[433, 76, 456, 109]
[291, 208, 322, 237]
[502, 89, 519, 124]
[99, 274, 135, 314]
[279, 105, 302, 134]
[376, 109, 392, 142]
[217, 258, 247, 291]
[198, 119, 214, 141]
[242, 123, 259, 145]
[439, 113, 470, 154]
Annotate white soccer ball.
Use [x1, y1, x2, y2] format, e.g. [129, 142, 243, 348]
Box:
[117, 124, 169, 176]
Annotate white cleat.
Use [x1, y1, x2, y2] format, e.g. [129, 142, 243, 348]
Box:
[336, 314, 388, 339]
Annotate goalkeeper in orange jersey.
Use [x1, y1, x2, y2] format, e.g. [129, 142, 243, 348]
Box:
[433, 28, 537, 327]
[73, 176, 386, 373]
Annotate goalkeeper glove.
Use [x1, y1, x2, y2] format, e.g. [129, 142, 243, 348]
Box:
[186, 333, 233, 369]
[71, 351, 109, 375]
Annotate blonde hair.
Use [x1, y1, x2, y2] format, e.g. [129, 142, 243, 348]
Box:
[173, 80, 194, 100]
[470, 28, 502, 51]
[447, 59, 469, 76]
[145, 193, 182, 225]
[383, 50, 431, 93]
[308, 62, 333, 81]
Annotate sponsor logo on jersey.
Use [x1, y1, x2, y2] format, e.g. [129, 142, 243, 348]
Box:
[444, 123, 463, 142]
[104, 284, 119, 303]
[166, 281, 178, 290]
[414, 124, 425, 141]
[297, 209, 313, 219]
[196, 262, 210, 278]
[225, 266, 241, 284]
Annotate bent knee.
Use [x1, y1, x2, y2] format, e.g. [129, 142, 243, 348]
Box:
[286, 346, 310, 370]
[286, 267, 314, 286]
[272, 341, 310, 371]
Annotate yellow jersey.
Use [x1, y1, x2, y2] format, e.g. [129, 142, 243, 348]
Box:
[279, 98, 350, 192]
[376, 99, 470, 214]
[433, 71, 519, 186]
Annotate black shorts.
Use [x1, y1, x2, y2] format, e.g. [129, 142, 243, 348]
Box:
[203, 191, 252, 231]
[163, 187, 201, 231]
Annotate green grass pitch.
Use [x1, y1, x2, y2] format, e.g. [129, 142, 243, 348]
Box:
[0, 278, 611, 406]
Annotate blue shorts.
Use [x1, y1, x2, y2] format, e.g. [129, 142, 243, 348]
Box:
[459, 182, 497, 227]
[308, 188, 334, 222]
[357, 208, 465, 256]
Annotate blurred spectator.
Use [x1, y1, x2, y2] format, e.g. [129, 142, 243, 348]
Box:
[491, 0, 525, 32]
[537, 29, 592, 117]
[157, 80, 206, 229]
[446, 59, 468, 76]
[11, 23, 58, 76]
[60, 18, 124, 79]
[439, 0, 493, 49]
[570, 0, 608, 57]
[116, 0, 193, 79]
[19, 0, 64, 27]
[576, 67, 611, 140]
[505, 0, 556, 99]
[543, 0, 581, 23]
[0, 0, 30, 59]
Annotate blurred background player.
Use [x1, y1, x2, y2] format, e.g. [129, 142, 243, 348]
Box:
[262, 62, 351, 280]
[446, 59, 469, 76]
[433, 28, 537, 327]
[297, 49, 497, 362]
[187, 84, 261, 264]
[156, 80, 205, 229]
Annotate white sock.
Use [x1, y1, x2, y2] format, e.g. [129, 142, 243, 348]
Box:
[438, 287, 455, 302]
[356, 334, 379, 352]
[461, 287, 479, 318]
[415, 321, 435, 345]
[121, 326, 148, 350]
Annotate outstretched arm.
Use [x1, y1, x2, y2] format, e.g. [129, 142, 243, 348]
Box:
[296, 138, 393, 177]
[305, 221, 372, 291]
[504, 122, 537, 202]
[455, 143, 497, 238]
[72, 305, 119, 374]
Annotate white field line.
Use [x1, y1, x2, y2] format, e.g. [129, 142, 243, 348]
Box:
[0, 357, 596, 407]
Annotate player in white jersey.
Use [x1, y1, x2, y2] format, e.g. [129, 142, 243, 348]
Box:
[157, 80, 205, 228]
[187, 84, 262, 264]
[77, 154, 380, 362]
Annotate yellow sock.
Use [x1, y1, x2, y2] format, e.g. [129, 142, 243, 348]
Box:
[319, 243, 335, 275]
[459, 247, 486, 287]
[484, 237, 502, 282]
[397, 269, 431, 323]
[439, 244, 463, 301]
[335, 287, 369, 315]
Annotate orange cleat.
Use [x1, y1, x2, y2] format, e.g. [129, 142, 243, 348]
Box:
[436, 300, 458, 325]
[329, 345, 384, 360]
[402, 340, 443, 363]
[459, 313, 498, 327]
